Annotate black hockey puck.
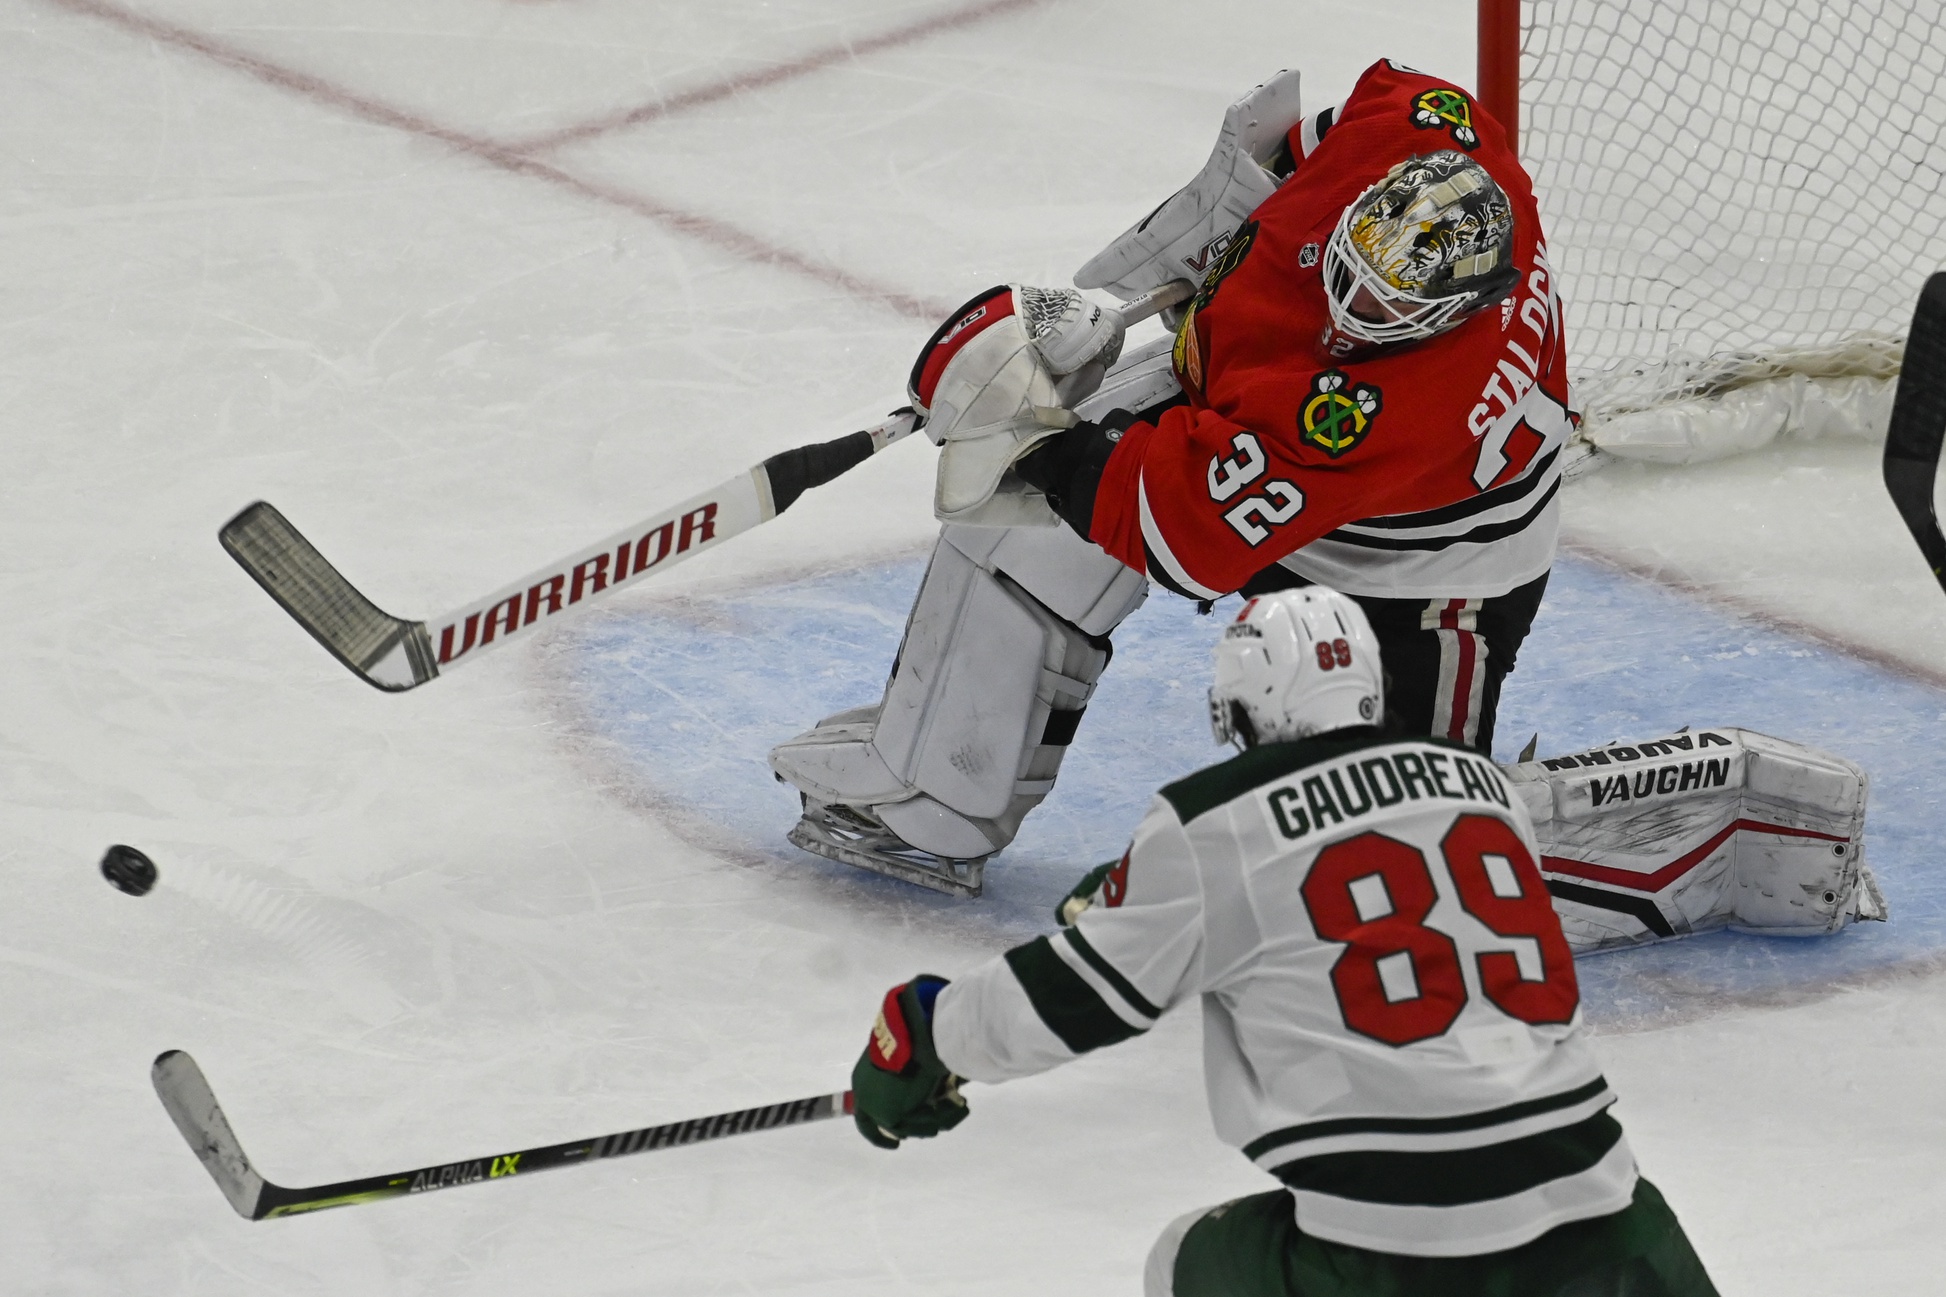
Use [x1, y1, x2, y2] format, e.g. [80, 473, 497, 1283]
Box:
[101, 844, 158, 896]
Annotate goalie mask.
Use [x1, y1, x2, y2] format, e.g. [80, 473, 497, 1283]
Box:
[1209, 588, 1383, 748]
[1319, 150, 1519, 354]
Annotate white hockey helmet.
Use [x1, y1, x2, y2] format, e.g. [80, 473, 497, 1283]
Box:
[1320, 150, 1519, 353]
[1209, 588, 1384, 747]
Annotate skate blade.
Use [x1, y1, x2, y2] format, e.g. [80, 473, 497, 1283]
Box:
[787, 818, 985, 898]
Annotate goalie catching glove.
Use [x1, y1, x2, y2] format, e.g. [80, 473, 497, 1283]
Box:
[851, 975, 968, 1149]
[910, 285, 1124, 527]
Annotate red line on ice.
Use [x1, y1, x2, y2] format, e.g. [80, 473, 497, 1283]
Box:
[508, 0, 1053, 154]
[45, 0, 953, 321]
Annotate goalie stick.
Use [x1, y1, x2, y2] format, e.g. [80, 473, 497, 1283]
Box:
[152, 1050, 851, 1220]
[222, 279, 1195, 691]
[1884, 271, 1946, 598]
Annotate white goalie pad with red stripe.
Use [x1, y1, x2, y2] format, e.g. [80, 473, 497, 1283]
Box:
[1502, 728, 1887, 953]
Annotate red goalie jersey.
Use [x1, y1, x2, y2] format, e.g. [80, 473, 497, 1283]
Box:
[1088, 61, 1574, 602]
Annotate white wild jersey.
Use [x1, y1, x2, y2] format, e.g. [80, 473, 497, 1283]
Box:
[932, 730, 1637, 1257]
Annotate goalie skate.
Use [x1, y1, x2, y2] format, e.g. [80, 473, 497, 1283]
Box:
[787, 798, 987, 898]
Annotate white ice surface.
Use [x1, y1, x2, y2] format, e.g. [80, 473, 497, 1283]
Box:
[2, 1, 1943, 1292]
[1564, 440, 1946, 683]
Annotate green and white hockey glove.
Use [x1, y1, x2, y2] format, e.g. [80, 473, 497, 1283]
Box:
[852, 976, 967, 1150]
[1055, 853, 1130, 926]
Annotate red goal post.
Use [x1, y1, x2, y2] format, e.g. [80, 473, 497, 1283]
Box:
[1476, 0, 1521, 156]
[1476, 0, 1940, 466]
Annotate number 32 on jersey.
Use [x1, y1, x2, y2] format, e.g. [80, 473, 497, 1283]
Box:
[1208, 431, 1306, 546]
[1301, 813, 1579, 1046]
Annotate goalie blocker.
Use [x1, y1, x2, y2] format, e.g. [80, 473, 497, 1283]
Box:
[1505, 727, 1886, 953]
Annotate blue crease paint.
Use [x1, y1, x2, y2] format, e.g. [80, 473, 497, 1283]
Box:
[554, 554, 1945, 1024]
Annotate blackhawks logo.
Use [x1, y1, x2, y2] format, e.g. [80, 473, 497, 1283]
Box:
[1300, 370, 1382, 458]
[1409, 88, 1481, 150]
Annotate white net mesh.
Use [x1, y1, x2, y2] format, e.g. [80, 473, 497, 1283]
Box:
[1522, 0, 1946, 457]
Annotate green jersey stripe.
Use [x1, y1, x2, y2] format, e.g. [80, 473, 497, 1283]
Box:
[1062, 927, 1162, 1021]
[1242, 1076, 1612, 1160]
[1273, 1110, 1625, 1207]
[1004, 936, 1146, 1053]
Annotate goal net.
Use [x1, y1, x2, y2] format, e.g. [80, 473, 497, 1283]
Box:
[1520, 0, 1946, 463]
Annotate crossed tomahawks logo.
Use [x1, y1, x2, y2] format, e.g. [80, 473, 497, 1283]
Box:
[1410, 88, 1481, 151]
[1300, 369, 1383, 458]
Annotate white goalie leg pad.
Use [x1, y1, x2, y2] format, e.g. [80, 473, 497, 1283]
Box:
[769, 525, 1145, 859]
[1504, 727, 1886, 954]
[939, 520, 1148, 636]
[1075, 69, 1304, 312]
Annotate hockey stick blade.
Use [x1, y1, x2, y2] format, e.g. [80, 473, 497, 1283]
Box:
[154, 1049, 269, 1218]
[217, 419, 908, 693]
[220, 503, 436, 692]
[1884, 271, 1946, 596]
[223, 279, 1192, 692]
[153, 1050, 853, 1220]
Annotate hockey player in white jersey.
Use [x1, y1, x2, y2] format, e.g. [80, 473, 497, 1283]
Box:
[848, 589, 1717, 1296]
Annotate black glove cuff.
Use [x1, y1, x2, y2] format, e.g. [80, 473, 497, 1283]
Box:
[1013, 409, 1140, 538]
